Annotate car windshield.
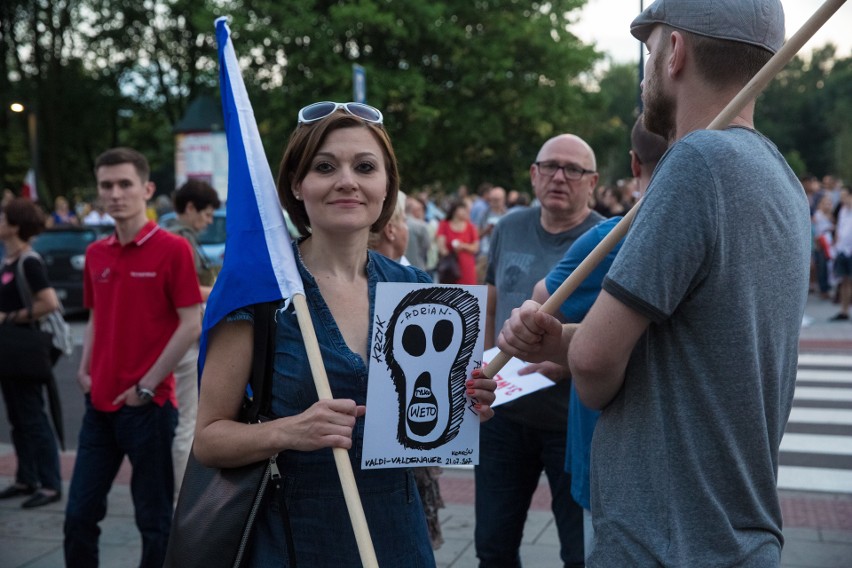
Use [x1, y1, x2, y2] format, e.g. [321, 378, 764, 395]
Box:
[198, 215, 226, 245]
[33, 230, 99, 252]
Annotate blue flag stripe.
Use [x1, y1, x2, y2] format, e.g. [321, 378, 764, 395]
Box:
[199, 18, 304, 373]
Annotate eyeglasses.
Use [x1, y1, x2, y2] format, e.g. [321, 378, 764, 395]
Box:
[297, 101, 384, 125]
[534, 161, 596, 180]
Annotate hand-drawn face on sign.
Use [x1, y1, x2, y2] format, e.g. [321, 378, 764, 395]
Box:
[383, 287, 480, 449]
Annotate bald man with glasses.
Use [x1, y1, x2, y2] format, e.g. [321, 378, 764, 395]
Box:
[476, 133, 602, 567]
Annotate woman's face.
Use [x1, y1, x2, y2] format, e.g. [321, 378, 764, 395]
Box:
[453, 204, 469, 222]
[295, 127, 388, 236]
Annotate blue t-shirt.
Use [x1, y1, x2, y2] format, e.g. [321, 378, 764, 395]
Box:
[544, 216, 623, 510]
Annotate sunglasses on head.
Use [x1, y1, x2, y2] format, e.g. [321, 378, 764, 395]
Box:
[297, 101, 384, 125]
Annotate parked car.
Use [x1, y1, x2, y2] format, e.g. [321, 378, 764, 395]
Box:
[31, 225, 114, 313]
[158, 207, 300, 268]
[158, 209, 227, 268]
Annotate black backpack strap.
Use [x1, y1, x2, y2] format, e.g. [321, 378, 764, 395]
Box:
[14, 250, 38, 311]
[242, 301, 278, 423]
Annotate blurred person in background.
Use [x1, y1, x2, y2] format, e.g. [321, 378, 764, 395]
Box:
[404, 195, 432, 271]
[162, 178, 222, 491]
[477, 186, 508, 283]
[368, 189, 410, 264]
[83, 197, 115, 226]
[0, 198, 63, 509]
[831, 187, 852, 321]
[47, 196, 79, 227]
[812, 191, 835, 301]
[436, 199, 479, 285]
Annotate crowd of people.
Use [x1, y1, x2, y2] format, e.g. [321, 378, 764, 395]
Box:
[396, 174, 639, 290]
[803, 174, 852, 321]
[0, 0, 840, 566]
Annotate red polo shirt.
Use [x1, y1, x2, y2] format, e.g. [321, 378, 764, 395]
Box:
[83, 221, 202, 412]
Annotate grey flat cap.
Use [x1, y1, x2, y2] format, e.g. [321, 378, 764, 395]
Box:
[630, 0, 785, 54]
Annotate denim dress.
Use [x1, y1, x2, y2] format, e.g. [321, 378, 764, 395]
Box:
[244, 244, 435, 567]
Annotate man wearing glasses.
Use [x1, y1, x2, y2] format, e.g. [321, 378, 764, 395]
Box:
[496, 1, 810, 565]
[476, 134, 602, 567]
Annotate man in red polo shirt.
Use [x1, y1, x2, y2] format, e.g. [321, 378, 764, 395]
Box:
[64, 147, 202, 568]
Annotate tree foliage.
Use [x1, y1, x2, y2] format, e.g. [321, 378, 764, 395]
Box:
[230, 0, 600, 192]
[756, 45, 852, 181]
[3, 0, 852, 205]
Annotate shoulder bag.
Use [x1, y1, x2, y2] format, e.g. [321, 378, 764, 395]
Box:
[0, 317, 54, 383]
[164, 301, 281, 568]
[16, 250, 74, 359]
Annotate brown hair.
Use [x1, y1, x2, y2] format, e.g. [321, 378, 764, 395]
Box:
[663, 25, 773, 88]
[174, 179, 222, 214]
[631, 114, 668, 167]
[277, 112, 399, 236]
[94, 147, 150, 183]
[3, 197, 46, 241]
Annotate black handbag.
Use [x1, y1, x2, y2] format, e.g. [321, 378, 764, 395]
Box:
[164, 301, 280, 568]
[0, 320, 54, 383]
[437, 252, 461, 283]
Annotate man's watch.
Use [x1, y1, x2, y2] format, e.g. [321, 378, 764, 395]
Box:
[136, 385, 155, 403]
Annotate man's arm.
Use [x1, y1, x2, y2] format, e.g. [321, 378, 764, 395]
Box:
[112, 304, 202, 406]
[568, 290, 649, 410]
[531, 278, 549, 304]
[77, 311, 95, 393]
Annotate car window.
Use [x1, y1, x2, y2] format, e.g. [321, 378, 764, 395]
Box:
[33, 230, 99, 252]
[198, 216, 226, 245]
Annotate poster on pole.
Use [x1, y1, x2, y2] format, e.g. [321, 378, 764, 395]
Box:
[362, 283, 487, 469]
[481, 346, 556, 407]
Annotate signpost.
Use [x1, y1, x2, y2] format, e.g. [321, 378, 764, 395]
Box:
[353, 64, 366, 103]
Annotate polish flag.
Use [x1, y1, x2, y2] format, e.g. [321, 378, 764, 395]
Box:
[21, 169, 38, 201]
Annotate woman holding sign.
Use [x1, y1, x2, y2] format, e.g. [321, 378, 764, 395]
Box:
[194, 102, 496, 566]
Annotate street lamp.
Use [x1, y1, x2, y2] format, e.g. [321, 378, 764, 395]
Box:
[10, 101, 39, 200]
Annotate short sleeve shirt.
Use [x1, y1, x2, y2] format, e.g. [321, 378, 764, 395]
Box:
[0, 255, 50, 314]
[486, 206, 602, 429]
[589, 128, 811, 566]
[84, 221, 202, 411]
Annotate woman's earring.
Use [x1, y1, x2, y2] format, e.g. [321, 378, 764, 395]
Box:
[294, 192, 302, 201]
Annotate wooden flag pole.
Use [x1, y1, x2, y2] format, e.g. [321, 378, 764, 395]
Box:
[293, 294, 379, 567]
[483, 0, 848, 380]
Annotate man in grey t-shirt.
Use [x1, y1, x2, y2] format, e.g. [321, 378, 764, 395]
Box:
[476, 133, 602, 567]
[496, 1, 811, 566]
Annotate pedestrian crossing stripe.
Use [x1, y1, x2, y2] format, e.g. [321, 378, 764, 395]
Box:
[796, 369, 852, 383]
[781, 433, 852, 455]
[794, 387, 852, 402]
[798, 353, 852, 367]
[788, 407, 852, 425]
[778, 466, 852, 493]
